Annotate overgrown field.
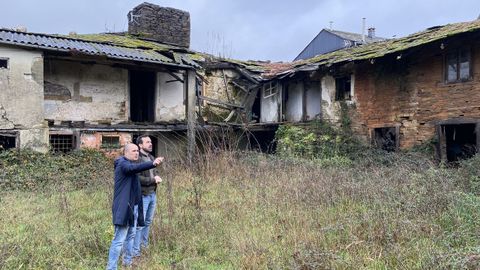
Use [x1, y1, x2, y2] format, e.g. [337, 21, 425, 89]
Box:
[0, 149, 479, 269]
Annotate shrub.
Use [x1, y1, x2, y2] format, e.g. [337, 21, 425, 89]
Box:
[0, 149, 112, 191]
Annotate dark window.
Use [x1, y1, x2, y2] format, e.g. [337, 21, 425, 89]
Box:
[0, 58, 8, 69]
[445, 48, 471, 83]
[101, 135, 120, 149]
[0, 134, 16, 150]
[335, 76, 351, 101]
[50, 134, 75, 153]
[373, 127, 398, 152]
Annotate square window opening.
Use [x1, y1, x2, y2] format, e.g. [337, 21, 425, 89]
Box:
[0, 134, 16, 151]
[0, 58, 8, 69]
[373, 127, 398, 152]
[335, 76, 351, 101]
[50, 134, 75, 153]
[101, 135, 120, 149]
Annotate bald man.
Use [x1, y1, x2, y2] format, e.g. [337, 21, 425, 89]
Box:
[107, 143, 163, 270]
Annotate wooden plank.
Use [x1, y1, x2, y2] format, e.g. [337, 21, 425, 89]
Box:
[199, 95, 244, 109]
[167, 71, 184, 83]
[230, 81, 248, 93]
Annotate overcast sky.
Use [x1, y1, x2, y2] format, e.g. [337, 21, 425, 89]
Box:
[2, 0, 480, 61]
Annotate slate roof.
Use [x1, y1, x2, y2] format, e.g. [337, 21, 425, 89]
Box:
[0, 29, 200, 68]
[326, 29, 385, 44]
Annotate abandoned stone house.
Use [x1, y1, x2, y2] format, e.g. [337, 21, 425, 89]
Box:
[205, 20, 480, 162]
[0, 3, 199, 158]
[248, 20, 480, 161]
[1, 2, 480, 162]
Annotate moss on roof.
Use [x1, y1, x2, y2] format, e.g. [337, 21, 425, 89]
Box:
[296, 20, 480, 68]
[68, 33, 176, 51]
[62, 32, 208, 65]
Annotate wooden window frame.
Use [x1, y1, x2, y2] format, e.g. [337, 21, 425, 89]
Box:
[263, 81, 278, 99]
[101, 135, 121, 150]
[444, 47, 473, 84]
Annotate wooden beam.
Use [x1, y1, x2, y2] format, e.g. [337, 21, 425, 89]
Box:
[186, 70, 196, 163]
[230, 81, 248, 93]
[199, 95, 244, 109]
[167, 71, 184, 83]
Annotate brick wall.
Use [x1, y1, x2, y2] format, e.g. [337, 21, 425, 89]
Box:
[352, 40, 480, 149]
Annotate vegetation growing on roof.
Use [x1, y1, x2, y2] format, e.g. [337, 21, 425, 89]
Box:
[64, 32, 207, 63]
[66, 33, 172, 51]
[296, 20, 480, 69]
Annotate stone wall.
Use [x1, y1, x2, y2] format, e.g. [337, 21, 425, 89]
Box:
[0, 45, 48, 152]
[202, 69, 246, 122]
[128, 2, 190, 48]
[44, 59, 129, 125]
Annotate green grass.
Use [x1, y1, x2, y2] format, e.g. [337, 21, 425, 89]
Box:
[0, 150, 479, 269]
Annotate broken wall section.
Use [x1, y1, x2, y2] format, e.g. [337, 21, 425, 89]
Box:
[0, 45, 48, 151]
[202, 69, 250, 122]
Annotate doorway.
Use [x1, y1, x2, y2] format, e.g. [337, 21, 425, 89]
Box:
[441, 124, 477, 162]
[251, 88, 261, 123]
[130, 70, 156, 122]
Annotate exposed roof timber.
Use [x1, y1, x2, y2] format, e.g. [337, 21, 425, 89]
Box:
[166, 71, 185, 83]
[232, 66, 261, 84]
[199, 95, 244, 110]
[230, 80, 249, 93]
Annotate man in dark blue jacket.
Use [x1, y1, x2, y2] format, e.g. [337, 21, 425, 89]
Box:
[107, 143, 163, 270]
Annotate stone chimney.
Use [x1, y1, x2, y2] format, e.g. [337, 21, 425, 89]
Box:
[128, 2, 190, 48]
[367, 27, 376, 39]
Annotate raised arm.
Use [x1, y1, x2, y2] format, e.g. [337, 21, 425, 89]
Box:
[119, 159, 156, 175]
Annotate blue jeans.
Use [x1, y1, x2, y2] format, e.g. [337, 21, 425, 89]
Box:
[106, 205, 138, 270]
[133, 192, 156, 256]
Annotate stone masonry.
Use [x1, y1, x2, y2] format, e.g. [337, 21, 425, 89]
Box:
[128, 2, 190, 48]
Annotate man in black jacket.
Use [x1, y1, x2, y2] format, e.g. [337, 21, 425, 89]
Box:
[106, 143, 163, 270]
[133, 135, 164, 257]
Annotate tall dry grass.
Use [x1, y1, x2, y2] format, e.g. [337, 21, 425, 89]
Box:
[0, 146, 479, 269]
